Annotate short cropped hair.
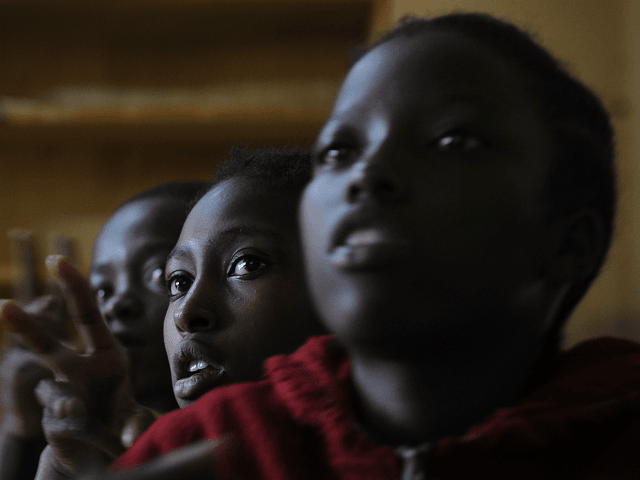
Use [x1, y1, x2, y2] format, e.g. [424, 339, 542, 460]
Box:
[359, 13, 616, 334]
[192, 146, 313, 207]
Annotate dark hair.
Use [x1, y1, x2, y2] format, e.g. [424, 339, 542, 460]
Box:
[118, 181, 208, 214]
[359, 13, 616, 337]
[191, 146, 313, 208]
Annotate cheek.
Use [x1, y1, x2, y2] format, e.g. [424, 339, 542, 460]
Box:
[144, 293, 170, 333]
[300, 177, 342, 266]
[419, 169, 544, 255]
[163, 309, 179, 374]
[227, 277, 304, 339]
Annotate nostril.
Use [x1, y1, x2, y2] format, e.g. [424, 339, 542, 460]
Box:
[347, 183, 363, 203]
[188, 317, 215, 332]
[347, 177, 402, 204]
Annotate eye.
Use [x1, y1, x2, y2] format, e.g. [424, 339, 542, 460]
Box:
[167, 273, 193, 298]
[435, 131, 484, 151]
[315, 146, 354, 167]
[92, 284, 112, 301]
[149, 267, 166, 288]
[228, 256, 267, 278]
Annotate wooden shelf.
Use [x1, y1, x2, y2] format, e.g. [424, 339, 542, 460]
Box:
[0, 0, 374, 97]
[0, 82, 337, 146]
[0, 0, 386, 272]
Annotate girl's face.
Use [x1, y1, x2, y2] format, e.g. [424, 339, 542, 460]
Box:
[301, 30, 559, 357]
[90, 197, 185, 413]
[164, 178, 320, 408]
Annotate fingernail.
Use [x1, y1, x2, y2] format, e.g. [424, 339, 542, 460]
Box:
[45, 254, 67, 279]
[0, 299, 20, 331]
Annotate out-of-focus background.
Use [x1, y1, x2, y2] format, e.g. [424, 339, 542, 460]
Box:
[0, 0, 638, 348]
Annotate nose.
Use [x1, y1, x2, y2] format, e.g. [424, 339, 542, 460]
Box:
[172, 286, 217, 335]
[345, 159, 408, 205]
[103, 291, 143, 323]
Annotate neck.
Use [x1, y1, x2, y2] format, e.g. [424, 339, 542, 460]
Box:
[138, 389, 179, 415]
[349, 333, 552, 447]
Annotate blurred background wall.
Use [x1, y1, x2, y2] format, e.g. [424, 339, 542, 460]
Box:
[0, 0, 385, 283]
[1, 0, 638, 347]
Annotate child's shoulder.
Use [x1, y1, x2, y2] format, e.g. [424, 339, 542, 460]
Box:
[561, 336, 640, 365]
[553, 336, 640, 393]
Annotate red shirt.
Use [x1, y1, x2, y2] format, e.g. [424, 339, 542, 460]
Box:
[113, 336, 640, 479]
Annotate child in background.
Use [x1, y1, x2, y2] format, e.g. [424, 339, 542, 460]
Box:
[108, 12, 638, 479]
[88, 181, 206, 415]
[0, 181, 204, 480]
[2, 147, 326, 477]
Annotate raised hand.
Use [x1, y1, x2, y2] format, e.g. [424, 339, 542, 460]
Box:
[0, 255, 147, 476]
[1, 231, 79, 437]
[0, 231, 56, 480]
[0, 340, 53, 439]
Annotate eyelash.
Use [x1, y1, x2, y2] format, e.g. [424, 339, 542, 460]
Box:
[227, 254, 268, 279]
[165, 254, 268, 299]
[314, 144, 356, 168]
[314, 129, 485, 168]
[166, 271, 193, 299]
[93, 284, 112, 301]
[431, 130, 485, 152]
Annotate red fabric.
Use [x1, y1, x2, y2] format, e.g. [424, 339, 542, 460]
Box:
[112, 336, 640, 479]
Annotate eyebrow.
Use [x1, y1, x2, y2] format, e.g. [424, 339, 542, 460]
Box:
[166, 244, 192, 265]
[166, 225, 288, 264]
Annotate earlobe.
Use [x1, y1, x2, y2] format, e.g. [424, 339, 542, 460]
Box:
[546, 209, 606, 285]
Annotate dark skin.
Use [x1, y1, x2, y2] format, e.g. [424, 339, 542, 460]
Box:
[1, 232, 78, 480]
[90, 197, 183, 415]
[0, 258, 134, 477]
[301, 30, 602, 446]
[2, 255, 201, 480]
[0, 198, 183, 479]
[0, 177, 325, 479]
[0, 31, 604, 479]
[164, 177, 325, 408]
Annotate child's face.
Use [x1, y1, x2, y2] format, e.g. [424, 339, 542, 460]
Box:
[164, 178, 319, 408]
[90, 197, 185, 412]
[301, 30, 558, 356]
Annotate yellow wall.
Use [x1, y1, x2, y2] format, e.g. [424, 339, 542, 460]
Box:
[621, 0, 640, 340]
[390, 1, 638, 346]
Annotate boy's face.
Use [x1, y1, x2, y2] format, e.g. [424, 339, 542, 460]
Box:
[90, 197, 184, 412]
[301, 30, 559, 357]
[164, 178, 319, 408]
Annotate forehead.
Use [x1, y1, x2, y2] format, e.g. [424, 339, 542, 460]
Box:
[177, 177, 298, 250]
[92, 197, 186, 263]
[331, 29, 538, 121]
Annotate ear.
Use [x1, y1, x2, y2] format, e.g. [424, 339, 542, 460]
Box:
[545, 209, 606, 285]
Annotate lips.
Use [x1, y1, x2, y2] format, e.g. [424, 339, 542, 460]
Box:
[329, 210, 414, 269]
[172, 340, 225, 400]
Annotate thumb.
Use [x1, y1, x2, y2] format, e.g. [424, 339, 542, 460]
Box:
[120, 406, 157, 449]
